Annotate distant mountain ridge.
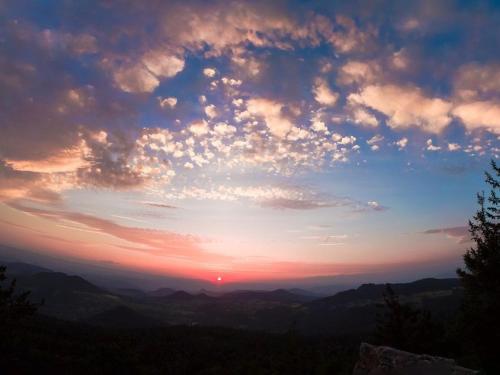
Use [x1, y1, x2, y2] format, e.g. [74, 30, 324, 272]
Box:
[1, 260, 463, 335]
[310, 278, 460, 307]
[17, 271, 105, 295]
[2, 261, 53, 276]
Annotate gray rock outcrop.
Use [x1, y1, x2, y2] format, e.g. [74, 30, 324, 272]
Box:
[353, 342, 478, 375]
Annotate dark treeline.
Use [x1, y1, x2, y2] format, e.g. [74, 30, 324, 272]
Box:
[1, 303, 359, 374]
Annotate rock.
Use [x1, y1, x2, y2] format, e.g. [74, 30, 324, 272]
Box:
[353, 342, 478, 375]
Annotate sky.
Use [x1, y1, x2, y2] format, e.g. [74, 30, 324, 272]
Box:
[0, 0, 499, 285]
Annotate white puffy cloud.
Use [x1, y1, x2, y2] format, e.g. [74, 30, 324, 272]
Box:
[312, 78, 338, 106]
[111, 52, 185, 93]
[351, 107, 379, 127]
[349, 84, 453, 133]
[158, 96, 178, 108]
[426, 139, 441, 151]
[189, 120, 210, 136]
[232, 98, 244, 107]
[246, 98, 293, 138]
[113, 65, 159, 93]
[204, 104, 218, 119]
[311, 120, 328, 133]
[340, 136, 356, 145]
[221, 77, 242, 86]
[395, 137, 408, 150]
[142, 51, 185, 79]
[203, 67, 217, 77]
[213, 122, 236, 137]
[452, 101, 500, 133]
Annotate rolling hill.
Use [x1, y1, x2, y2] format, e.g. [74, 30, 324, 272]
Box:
[1, 262, 464, 336]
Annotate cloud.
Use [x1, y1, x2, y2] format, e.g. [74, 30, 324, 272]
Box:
[395, 137, 408, 150]
[204, 104, 218, 119]
[316, 15, 376, 53]
[203, 68, 217, 77]
[366, 201, 386, 211]
[38, 29, 98, 55]
[0, 127, 156, 200]
[452, 101, 500, 134]
[2, 1, 498, 217]
[112, 64, 160, 93]
[0, 160, 45, 202]
[367, 134, 384, 146]
[351, 108, 379, 127]
[312, 78, 339, 106]
[160, 2, 301, 56]
[145, 51, 184, 76]
[399, 18, 421, 32]
[213, 122, 236, 137]
[135, 120, 358, 178]
[160, 183, 387, 214]
[188, 119, 210, 136]
[454, 63, 500, 99]
[260, 198, 334, 210]
[338, 60, 380, 86]
[391, 49, 409, 70]
[5, 146, 88, 174]
[246, 98, 293, 138]
[423, 226, 470, 244]
[159, 96, 177, 108]
[349, 84, 453, 133]
[141, 201, 178, 209]
[8, 203, 229, 261]
[263, 196, 386, 212]
[367, 135, 384, 151]
[110, 52, 185, 93]
[77, 131, 145, 189]
[426, 139, 441, 151]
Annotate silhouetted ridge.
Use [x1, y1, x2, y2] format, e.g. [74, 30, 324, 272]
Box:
[310, 278, 460, 307]
[2, 261, 52, 276]
[18, 272, 105, 295]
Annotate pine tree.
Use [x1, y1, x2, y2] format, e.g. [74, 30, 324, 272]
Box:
[457, 160, 500, 373]
[0, 266, 38, 325]
[375, 284, 440, 354]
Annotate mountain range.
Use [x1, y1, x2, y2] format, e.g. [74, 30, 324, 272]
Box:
[3, 260, 463, 335]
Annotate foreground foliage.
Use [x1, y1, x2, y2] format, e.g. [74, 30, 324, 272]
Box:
[1, 315, 358, 375]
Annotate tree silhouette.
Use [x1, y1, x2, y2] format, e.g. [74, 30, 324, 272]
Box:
[0, 265, 38, 326]
[375, 284, 441, 354]
[457, 160, 500, 372]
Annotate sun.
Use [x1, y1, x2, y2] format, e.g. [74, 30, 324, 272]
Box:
[217, 276, 223, 282]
